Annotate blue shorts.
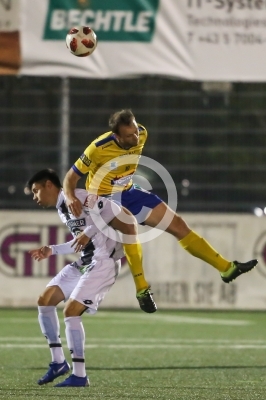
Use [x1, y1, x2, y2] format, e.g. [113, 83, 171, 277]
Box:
[106, 184, 162, 225]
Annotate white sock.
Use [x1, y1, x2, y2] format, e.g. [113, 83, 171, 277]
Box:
[65, 316, 86, 378]
[38, 305, 65, 364]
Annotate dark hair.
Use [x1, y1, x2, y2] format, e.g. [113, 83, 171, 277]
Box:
[109, 109, 135, 135]
[27, 169, 62, 190]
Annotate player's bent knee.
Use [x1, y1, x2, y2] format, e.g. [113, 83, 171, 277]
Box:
[37, 294, 51, 306]
[121, 209, 138, 235]
[121, 222, 137, 236]
[63, 299, 86, 317]
[37, 286, 64, 307]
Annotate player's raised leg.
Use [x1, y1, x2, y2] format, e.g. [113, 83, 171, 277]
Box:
[145, 202, 258, 281]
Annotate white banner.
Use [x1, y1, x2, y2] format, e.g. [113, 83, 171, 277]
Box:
[1, 211, 266, 310]
[16, 0, 266, 81]
[19, 0, 190, 79]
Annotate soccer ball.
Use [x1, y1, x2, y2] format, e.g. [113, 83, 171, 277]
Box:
[66, 26, 97, 57]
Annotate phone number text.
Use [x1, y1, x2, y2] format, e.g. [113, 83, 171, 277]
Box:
[188, 31, 266, 44]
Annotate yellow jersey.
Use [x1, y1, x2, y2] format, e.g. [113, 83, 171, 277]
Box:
[73, 124, 147, 195]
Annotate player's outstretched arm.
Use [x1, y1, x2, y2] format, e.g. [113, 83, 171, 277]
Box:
[29, 240, 77, 260]
[63, 168, 82, 217]
[28, 246, 52, 261]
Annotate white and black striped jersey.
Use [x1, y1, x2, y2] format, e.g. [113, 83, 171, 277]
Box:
[50, 189, 124, 268]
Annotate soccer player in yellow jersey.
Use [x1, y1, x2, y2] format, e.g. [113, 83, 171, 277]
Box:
[63, 109, 258, 311]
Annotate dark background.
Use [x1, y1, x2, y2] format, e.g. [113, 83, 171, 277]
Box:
[1, 75, 265, 213]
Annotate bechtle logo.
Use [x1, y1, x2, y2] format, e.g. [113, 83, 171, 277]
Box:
[43, 0, 159, 42]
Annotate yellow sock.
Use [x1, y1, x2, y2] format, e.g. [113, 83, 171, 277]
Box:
[179, 230, 230, 272]
[123, 242, 149, 293]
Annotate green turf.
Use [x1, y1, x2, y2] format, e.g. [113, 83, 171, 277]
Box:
[0, 309, 266, 399]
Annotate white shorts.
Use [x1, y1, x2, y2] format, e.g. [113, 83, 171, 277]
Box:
[47, 260, 121, 314]
[47, 264, 82, 301]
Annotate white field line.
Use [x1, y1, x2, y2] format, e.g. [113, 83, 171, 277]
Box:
[1, 343, 266, 350]
[145, 316, 252, 325]
[0, 337, 265, 344]
[0, 315, 253, 326]
[93, 313, 254, 325]
[0, 337, 266, 350]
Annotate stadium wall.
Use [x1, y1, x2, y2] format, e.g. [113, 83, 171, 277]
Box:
[0, 211, 265, 310]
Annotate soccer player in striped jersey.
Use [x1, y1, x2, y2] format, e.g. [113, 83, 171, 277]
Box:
[63, 109, 258, 290]
[27, 168, 151, 387]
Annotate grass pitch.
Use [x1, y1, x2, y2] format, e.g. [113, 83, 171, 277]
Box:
[0, 309, 266, 399]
